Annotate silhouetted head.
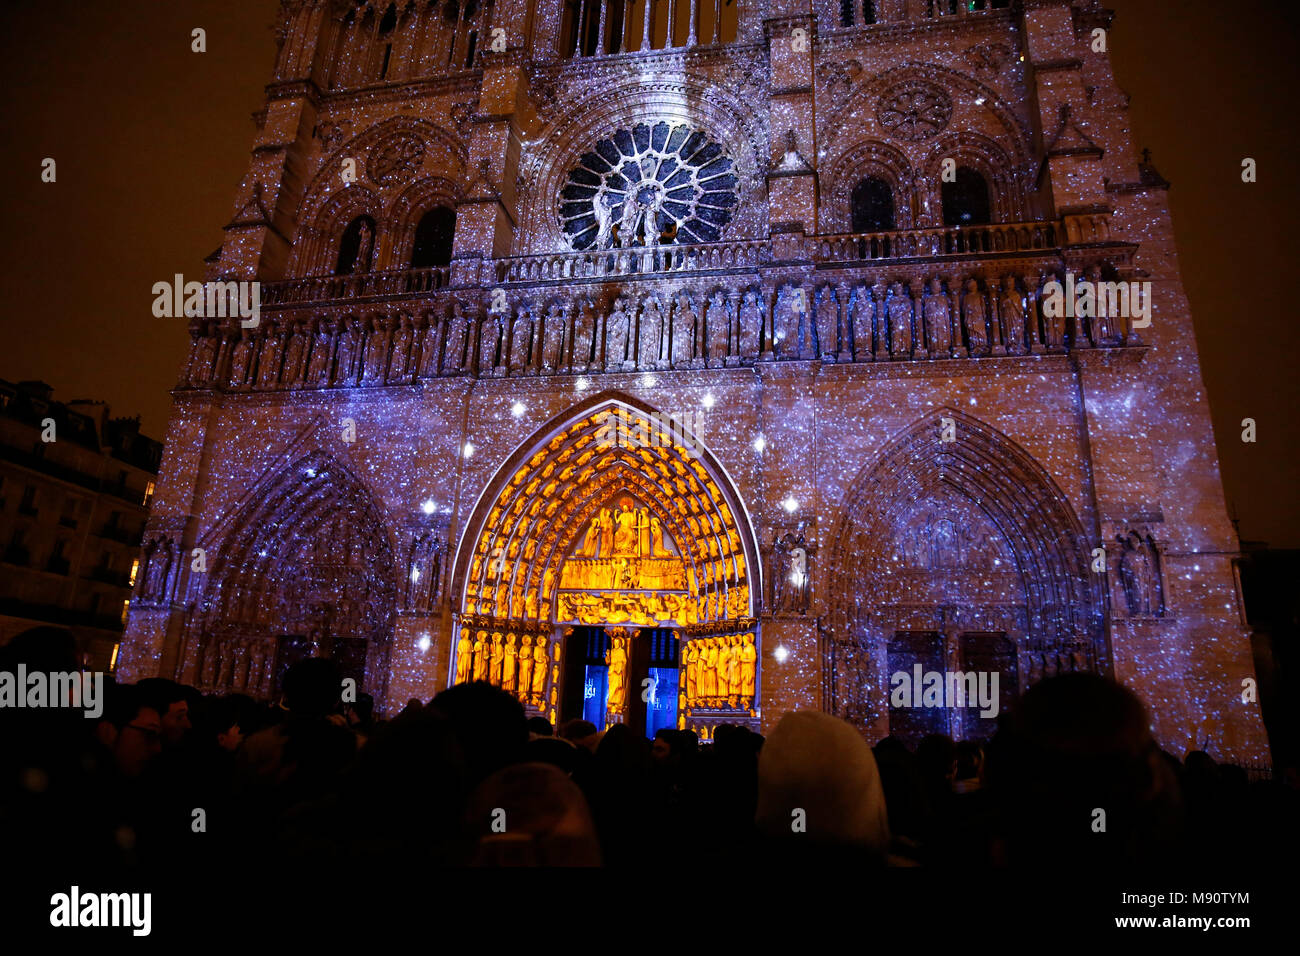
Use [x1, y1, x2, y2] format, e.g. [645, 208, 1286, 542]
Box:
[428, 680, 527, 785]
[466, 762, 601, 866]
[280, 658, 343, 719]
[986, 673, 1183, 869]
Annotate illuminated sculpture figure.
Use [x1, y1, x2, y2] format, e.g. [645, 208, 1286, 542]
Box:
[639, 297, 662, 368]
[455, 629, 473, 684]
[592, 184, 615, 250]
[962, 279, 988, 354]
[517, 636, 533, 701]
[739, 634, 757, 705]
[502, 634, 517, 693]
[685, 641, 699, 702]
[472, 632, 488, 681]
[489, 633, 504, 685]
[716, 637, 732, 698]
[531, 637, 548, 701]
[701, 638, 718, 700]
[613, 503, 639, 556]
[606, 299, 630, 371]
[606, 637, 628, 715]
[1000, 274, 1025, 353]
[581, 511, 604, 557]
[923, 277, 952, 356]
[727, 635, 742, 705]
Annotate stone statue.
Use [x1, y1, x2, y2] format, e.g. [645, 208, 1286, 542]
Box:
[502, 634, 517, 693]
[388, 314, 412, 382]
[334, 318, 361, 385]
[478, 313, 501, 374]
[571, 300, 595, 372]
[488, 633, 504, 685]
[517, 636, 533, 701]
[363, 317, 390, 384]
[443, 303, 469, 374]
[887, 281, 911, 358]
[605, 298, 630, 370]
[999, 274, 1025, 354]
[606, 637, 628, 715]
[671, 293, 696, 368]
[962, 279, 988, 354]
[638, 296, 662, 368]
[716, 637, 733, 698]
[738, 289, 761, 359]
[256, 330, 282, 388]
[851, 286, 874, 361]
[455, 629, 472, 684]
[528, 636, 546, 701]
[706, 291, 729, 368]
[685, 641, 699, 702]
[726, 636, 742, 703]
[815, 285, 838, 360]
[774, 285, 801, 359]
[739, 634, 756, 705]
[471, 632, 488, 681]
[542, 301, 566, 372]
[592, 184, 616, 250]
[923, 277, 952, 356]
[510, 306, 532, 373]
[307, 320, 333, 384]
[353, 221, 374, 274]
[702, 642, 722, 702]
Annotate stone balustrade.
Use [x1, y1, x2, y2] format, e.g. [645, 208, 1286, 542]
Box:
[182, 258, 1142, 394]
[261, 265, 451, 306]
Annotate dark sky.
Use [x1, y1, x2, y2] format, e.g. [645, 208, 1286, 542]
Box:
[1, 1, 1296, 545]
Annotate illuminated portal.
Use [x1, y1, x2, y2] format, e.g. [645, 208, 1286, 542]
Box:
[450, 401, 760, 739]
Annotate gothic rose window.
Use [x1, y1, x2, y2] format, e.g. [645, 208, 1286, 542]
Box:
[875, 81, 952, 141]
[559, 122, 740, 250]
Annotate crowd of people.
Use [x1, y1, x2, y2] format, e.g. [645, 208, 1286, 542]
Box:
[2, 624, 1296, 874]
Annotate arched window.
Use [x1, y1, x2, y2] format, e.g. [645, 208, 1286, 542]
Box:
[850, 176, 895, 233]
[941, 167, 991, 226]
[378, 4, 397, 79]
[335, 215, 377, 275]
[410, 207, 456, 269]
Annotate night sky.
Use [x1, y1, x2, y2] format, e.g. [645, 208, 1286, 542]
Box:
[1, 0, 1295, 545]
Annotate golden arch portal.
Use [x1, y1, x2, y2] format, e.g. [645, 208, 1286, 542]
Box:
[450, 398, 761, 738]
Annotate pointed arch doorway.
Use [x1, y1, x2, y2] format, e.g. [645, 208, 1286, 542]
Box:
[449, 396, 762, 739]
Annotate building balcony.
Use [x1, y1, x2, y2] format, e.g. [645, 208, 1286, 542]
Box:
[261, 266, 450, 307]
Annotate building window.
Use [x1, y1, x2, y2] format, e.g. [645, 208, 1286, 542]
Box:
[941, 167, 992, 226]
[143, 481, 156, 507]
[121, 599, 130, 627]
[850, 176, 896, 233]
[410, 207, 457, 269]
[19, 486, 37, 516]
[378, 3, 397, 79]
[129, 558, 140, 586]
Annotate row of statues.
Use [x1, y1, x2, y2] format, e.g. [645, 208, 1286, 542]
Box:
[454, 629, 554, 708]
[179, 268, 1134, 391]
[683, 634, 758, 711]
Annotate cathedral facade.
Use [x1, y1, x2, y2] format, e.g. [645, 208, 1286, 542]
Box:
[119, 0, 1269, 762]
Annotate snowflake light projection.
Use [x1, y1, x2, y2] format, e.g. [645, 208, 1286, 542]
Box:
[559, 122, 740, 250]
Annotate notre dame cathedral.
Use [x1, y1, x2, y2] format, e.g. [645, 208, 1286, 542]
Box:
[118, 0, 1269, 763]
